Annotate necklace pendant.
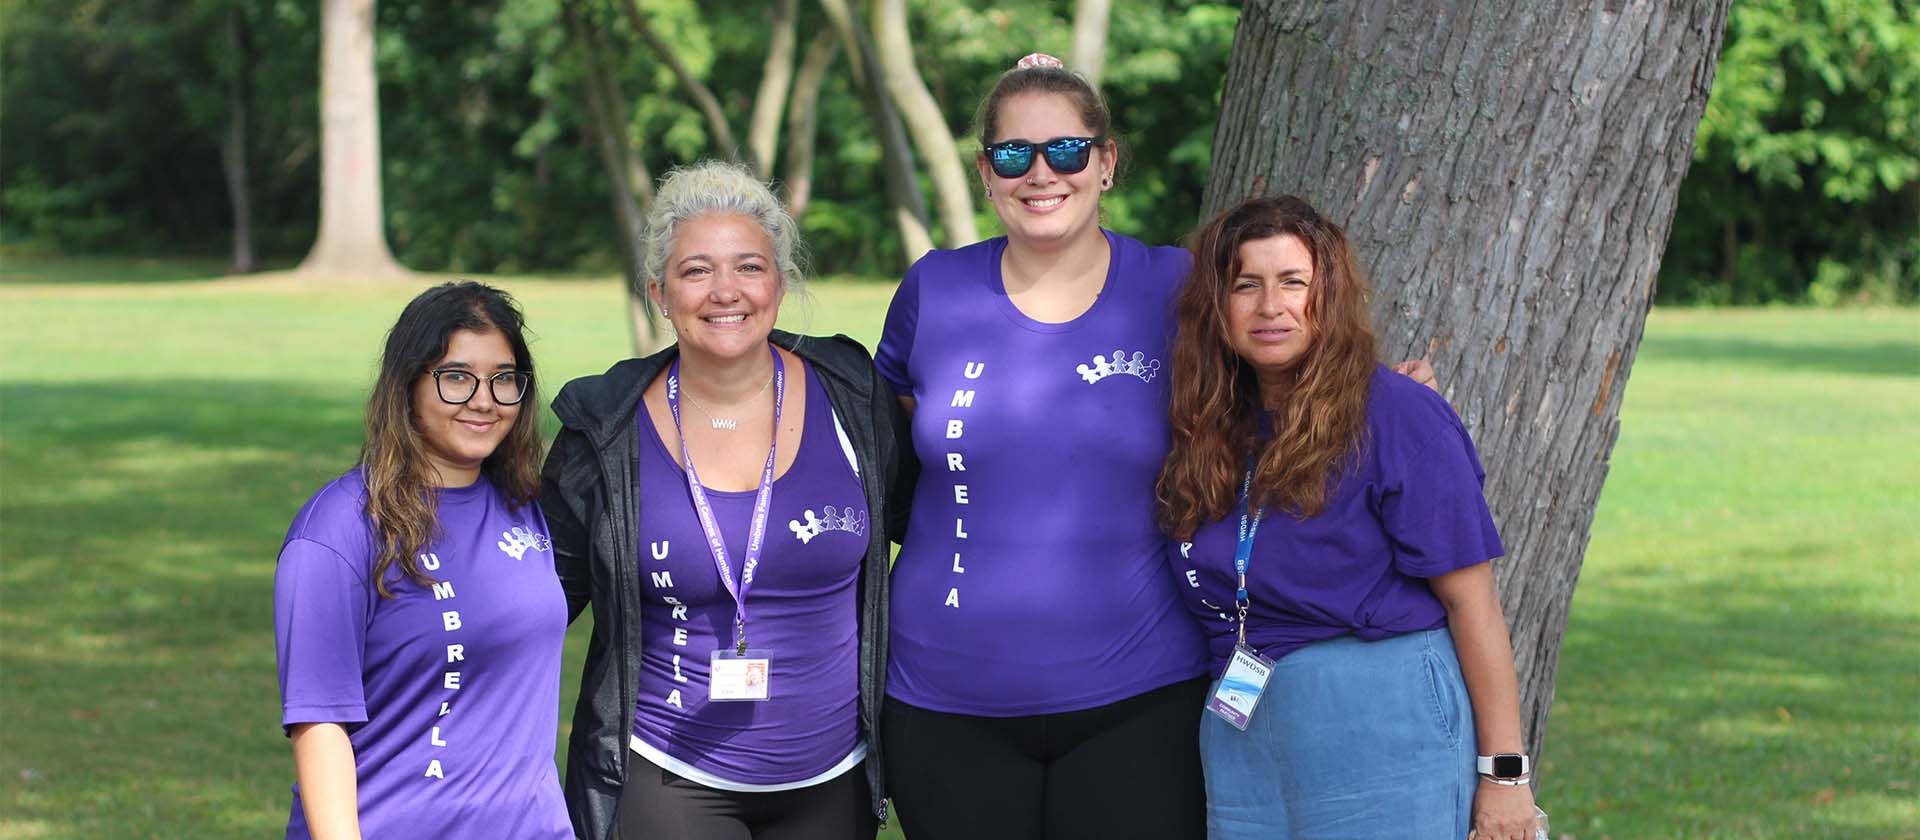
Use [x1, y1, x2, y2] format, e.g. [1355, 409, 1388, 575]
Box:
[710, 417, 738, 431]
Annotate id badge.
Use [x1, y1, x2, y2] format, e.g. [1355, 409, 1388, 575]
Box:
[1206, 644, 1274, 731]
[709, 649, 772, 702]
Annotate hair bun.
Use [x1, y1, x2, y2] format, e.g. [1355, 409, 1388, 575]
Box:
[1015, 53, 1064, 70]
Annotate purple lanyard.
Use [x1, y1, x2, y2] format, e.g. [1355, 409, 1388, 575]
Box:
[663, 343, 785, 653]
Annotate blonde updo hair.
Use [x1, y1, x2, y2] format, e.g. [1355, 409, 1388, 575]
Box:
[642, 160, 808, 296]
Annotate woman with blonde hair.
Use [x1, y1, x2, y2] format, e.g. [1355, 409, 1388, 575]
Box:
[1157, 195, 1537, 840]
[542, 160, 913, 839]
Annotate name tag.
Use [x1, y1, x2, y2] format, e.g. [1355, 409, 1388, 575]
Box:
[1206, 644, 1273, 731]
[709, 649, 772, 702]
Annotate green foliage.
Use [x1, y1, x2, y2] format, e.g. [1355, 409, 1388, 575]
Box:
[1661, 0, 1920, 305]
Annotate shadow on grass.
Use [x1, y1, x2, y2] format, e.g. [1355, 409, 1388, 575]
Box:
[1550, 553, 1919, 838]
[0, 380, 369, 837]
[1640, 333, 1920, 378]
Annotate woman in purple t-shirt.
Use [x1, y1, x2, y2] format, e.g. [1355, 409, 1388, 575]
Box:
[1157, 196, 1539, 840]
[272, 282, 570, 839]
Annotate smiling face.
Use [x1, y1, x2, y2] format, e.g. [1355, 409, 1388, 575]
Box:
[978, 92, 1114, 249]
[651, 211, 785, 361]
[411, 327, 522, 487]
[1226, 234, 1318, 383]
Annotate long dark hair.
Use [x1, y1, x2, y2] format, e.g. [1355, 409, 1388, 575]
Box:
[1157, 196, 1378, 538]
[361, 281, 542, 597]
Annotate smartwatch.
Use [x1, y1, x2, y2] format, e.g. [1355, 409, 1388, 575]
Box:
[1476, 753, 1529, 780]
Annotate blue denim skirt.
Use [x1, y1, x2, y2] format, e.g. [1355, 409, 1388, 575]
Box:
[1197, 628, 1476, 840]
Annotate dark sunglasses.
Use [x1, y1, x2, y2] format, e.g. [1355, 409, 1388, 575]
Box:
[984, 135, 1107, 179]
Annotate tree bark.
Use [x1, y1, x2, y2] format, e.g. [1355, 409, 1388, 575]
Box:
[1204, 0, 1731, 768]
[1070, 0, 1112, 88]
[220, 3, 256, 274]
[563, 0, 667, 357]
[299, 0, 404, 278]
[620, 0, 739, 160]
[817, 0, 933, 263]
[871, 0, 978, 247]
[748, 0, 800, 179]
[783, 28, 839, 221]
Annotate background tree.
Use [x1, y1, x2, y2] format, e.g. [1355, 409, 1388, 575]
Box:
[300, 0, 403, 277]
[872, 0, 980, 247]
[1204, 0, 1734, 763]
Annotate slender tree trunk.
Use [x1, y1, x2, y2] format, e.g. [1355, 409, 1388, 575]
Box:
[220, 3, 256, 274]
[620, 0, 739, 160]
[563, 0, 667, 356]
[783, 28, 839, 221]
[748, 0, 800, 179]
[871, 0, 978, 247]
[1070, 0, 1112, 88]
[818, 0, 933, 263]
[1204, 0, 1731, 770]
[299, 0, 404, 277]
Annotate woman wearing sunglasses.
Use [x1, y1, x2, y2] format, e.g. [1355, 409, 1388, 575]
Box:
[273, 282, 570, 839]
[874, 54, 1211, 840]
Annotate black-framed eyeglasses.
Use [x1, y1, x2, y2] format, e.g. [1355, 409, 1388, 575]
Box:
[984, 135, 1107, 179]
[430, 368, 532, 405]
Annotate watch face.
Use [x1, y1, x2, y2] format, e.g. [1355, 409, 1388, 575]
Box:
[1492, 754, 1526, 778]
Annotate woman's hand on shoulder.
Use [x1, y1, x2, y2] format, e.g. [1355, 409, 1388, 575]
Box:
[1391, 358, 1440, 393]
[1469, 778, 1537, 840]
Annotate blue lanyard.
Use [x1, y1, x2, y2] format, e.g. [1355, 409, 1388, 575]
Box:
[663, 343, 785, 654]
[1234, 468, 1263, 645]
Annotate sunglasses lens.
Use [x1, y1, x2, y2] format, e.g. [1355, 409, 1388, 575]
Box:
[1043, 138, 1093, 174]
[989, 143, 1034, 178]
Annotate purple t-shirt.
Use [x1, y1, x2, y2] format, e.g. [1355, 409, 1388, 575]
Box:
[631, 366, 866, 785]
[273, 469, 570, 840]
[876, 231, 1208, 716]
[1172, 366, 1505, 677]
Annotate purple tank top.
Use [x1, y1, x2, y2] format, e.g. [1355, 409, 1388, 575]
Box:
[630, 362, 867, 785]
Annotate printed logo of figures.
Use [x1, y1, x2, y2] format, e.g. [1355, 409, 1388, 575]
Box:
[788, 506, 868, 544]
[497, 526, 552, 560]
[1076, 349, 1161, 384]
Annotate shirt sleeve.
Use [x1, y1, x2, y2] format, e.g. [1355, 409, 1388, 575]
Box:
[873, 263, 922, 396]
[275, 537, 372, 731]
[1379, 419, 1505, 579]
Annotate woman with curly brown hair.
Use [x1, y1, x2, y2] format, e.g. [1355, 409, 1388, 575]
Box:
[1157, 196, 1538, 840]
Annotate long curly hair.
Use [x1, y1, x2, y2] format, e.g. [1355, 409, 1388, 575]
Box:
[361, 281, 542, 597]
[1156, 196, 1377, 538]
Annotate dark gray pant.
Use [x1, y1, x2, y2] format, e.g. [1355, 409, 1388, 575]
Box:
[615, 760, 876, 840]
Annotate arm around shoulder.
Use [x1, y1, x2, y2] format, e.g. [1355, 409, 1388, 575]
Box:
[540, 428, 594, 622]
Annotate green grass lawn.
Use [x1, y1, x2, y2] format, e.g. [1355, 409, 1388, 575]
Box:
[0, 266, 1914, 838]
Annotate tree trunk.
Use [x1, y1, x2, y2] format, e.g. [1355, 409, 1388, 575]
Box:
[783, 28, 839, 221]
[620, 0, 739, 160]
[1070, 0, 1112, 88]
[299, 0, 404, 278]
[817, 0, 933, 263]
[1204, 0, 1731, 769]
[748, 0, 800, 179]
[871, 0, 978, 248]
[563, 0, 667, 357]
[220, 3, 256, 275]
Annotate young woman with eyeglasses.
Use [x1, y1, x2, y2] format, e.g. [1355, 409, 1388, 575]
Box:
[272, 281, 570, 839]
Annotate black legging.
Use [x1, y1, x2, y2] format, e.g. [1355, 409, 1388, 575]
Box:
[882, 677, 1208, 840]
[615, 760, 876, 840]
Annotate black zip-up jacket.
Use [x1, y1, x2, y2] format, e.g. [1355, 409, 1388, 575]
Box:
[540, 332, 915, 840]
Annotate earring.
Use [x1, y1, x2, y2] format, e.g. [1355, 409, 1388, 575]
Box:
[984, 187, 993, 200]
[1102, 176, 1113, 189]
